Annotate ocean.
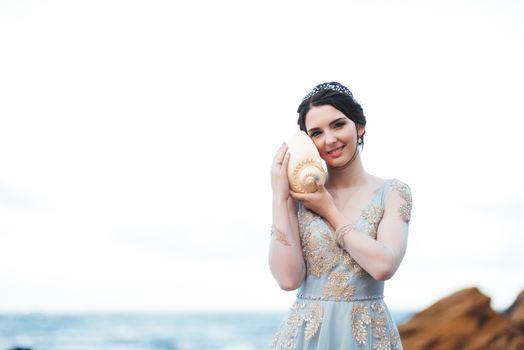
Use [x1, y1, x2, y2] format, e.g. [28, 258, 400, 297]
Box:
[0, 311, 413, 350]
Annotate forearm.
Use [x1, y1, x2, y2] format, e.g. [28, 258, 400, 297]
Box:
[326, 207, 395, 281]
[268, 197, 306, 290]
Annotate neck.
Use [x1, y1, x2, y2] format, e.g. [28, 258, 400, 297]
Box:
[325, 153, 368, 190]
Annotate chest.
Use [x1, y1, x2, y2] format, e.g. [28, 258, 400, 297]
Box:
[299, 201, 385, 243]
[329, 186, 383, 225]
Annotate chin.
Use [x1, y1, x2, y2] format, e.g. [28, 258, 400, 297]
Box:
[324, 151, 354, 168]
[323, 156, 345, 167]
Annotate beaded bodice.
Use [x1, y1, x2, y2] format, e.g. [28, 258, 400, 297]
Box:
[296, 179, 394, 302]
[271, 178, 411, 350]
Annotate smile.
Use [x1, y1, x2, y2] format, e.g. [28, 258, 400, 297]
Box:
[327, 146, 345, 154]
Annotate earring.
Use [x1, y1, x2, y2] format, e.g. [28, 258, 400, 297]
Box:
[357, 136, 363, 145]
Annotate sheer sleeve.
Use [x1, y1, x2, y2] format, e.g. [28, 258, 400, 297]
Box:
[375, 179, 412, 279]
[390, 179, 412, 223]
[335, 178, 413, 281]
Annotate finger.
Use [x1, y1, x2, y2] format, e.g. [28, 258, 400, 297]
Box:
[273, 143, 288, 164]
[290, 190, 307, 201]
[277, 144, 288, 164]
[272, 143, 284, 161]
[281, 152, 290, 169]
[314, 175, 324, 190]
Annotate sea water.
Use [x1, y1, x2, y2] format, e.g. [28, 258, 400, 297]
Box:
[0, 311, 413, 350]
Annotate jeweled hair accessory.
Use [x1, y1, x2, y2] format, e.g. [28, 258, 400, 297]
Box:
[302, 82, 354, 101]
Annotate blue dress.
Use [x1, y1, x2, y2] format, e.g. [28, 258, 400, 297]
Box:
[271, 179, 410, 350]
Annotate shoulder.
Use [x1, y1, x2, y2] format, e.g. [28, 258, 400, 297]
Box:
[385, 178, 413, 223]
[389, 179, 412, 200]
[366, 174, 387, 193]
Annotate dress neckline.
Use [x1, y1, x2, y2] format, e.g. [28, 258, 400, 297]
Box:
[355, 178, 390, 216]
[301, 179, 391, 231]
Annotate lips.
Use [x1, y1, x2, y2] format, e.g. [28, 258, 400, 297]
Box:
[327, 145, 345, 157]
[327, 146, 344, 153]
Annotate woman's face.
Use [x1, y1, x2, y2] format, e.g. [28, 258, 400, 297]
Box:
[304, 105, 365, 167]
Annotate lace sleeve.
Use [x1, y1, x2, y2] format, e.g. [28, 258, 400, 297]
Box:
[390, 179, 412, 223]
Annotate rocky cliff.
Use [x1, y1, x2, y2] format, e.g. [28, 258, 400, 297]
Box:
[398, 287, 524, 350]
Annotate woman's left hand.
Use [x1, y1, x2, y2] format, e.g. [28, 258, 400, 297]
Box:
[290, 179, 337, 220]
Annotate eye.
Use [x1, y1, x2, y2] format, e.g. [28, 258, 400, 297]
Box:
[333, 121, 346, 129]
[310, 130, 322, 138]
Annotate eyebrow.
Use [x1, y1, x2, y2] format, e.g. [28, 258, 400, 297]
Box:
[307, 118, 346, 133]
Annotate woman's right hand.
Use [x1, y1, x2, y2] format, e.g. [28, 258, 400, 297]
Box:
[271, 143, 291, 201]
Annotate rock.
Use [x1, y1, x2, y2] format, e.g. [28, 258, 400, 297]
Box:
[398, 286, 524, 350]
[504, 288, 524, 327]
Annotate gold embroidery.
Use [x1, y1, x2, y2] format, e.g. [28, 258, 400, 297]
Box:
[342, 252, 365, 277]
[304, 303, 323, 341]
[271, 301, 303, 350]
[302, 233, 335, 277]
[270, 328, 283, 350]
[352, 303, 371, 344]
[271, 301, 324, 349]
[361, 204, 384, 239]
[299, 209, 316, 231]
[321, 231, 344, 261]
[371, 301, 385, 313]
[361, 203, 384, 224]
[390, 328, 400, 350]
[299, 209, 339, 277]
[298, 207, 369, 279]
[321, 271, 355, 300]
[371, 315, 389, 350]
[391, 179, 412, 223]
[287, 301, 304, 335]
[371, 300, 397, 350]
[271, 225, 291, 246]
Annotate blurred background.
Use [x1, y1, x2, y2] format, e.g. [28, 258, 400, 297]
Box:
[1, 0, 523, 349]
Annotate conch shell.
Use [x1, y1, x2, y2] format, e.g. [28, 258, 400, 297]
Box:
[286, 131, 326, 193]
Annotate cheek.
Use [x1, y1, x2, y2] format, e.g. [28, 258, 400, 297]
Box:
[311, 139, 323, 153]
[340, 127, 357, 142]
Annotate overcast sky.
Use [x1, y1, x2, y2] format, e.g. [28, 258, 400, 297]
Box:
[1, 0, 523, 314]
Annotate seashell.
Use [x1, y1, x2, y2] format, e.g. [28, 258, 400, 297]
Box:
[286, 131, 326, 193]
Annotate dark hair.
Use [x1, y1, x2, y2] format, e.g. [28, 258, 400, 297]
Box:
[297, 82, 367, 148]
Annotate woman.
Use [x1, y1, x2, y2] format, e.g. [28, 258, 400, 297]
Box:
[269, 82, 411, 349]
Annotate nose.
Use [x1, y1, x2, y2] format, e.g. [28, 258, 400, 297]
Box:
[324, 130, 337, 145]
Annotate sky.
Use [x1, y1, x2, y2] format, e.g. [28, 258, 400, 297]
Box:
[0, 0, 523, 314]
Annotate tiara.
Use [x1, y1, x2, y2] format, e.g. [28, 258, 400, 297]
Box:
[302, 82, 354, 101]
